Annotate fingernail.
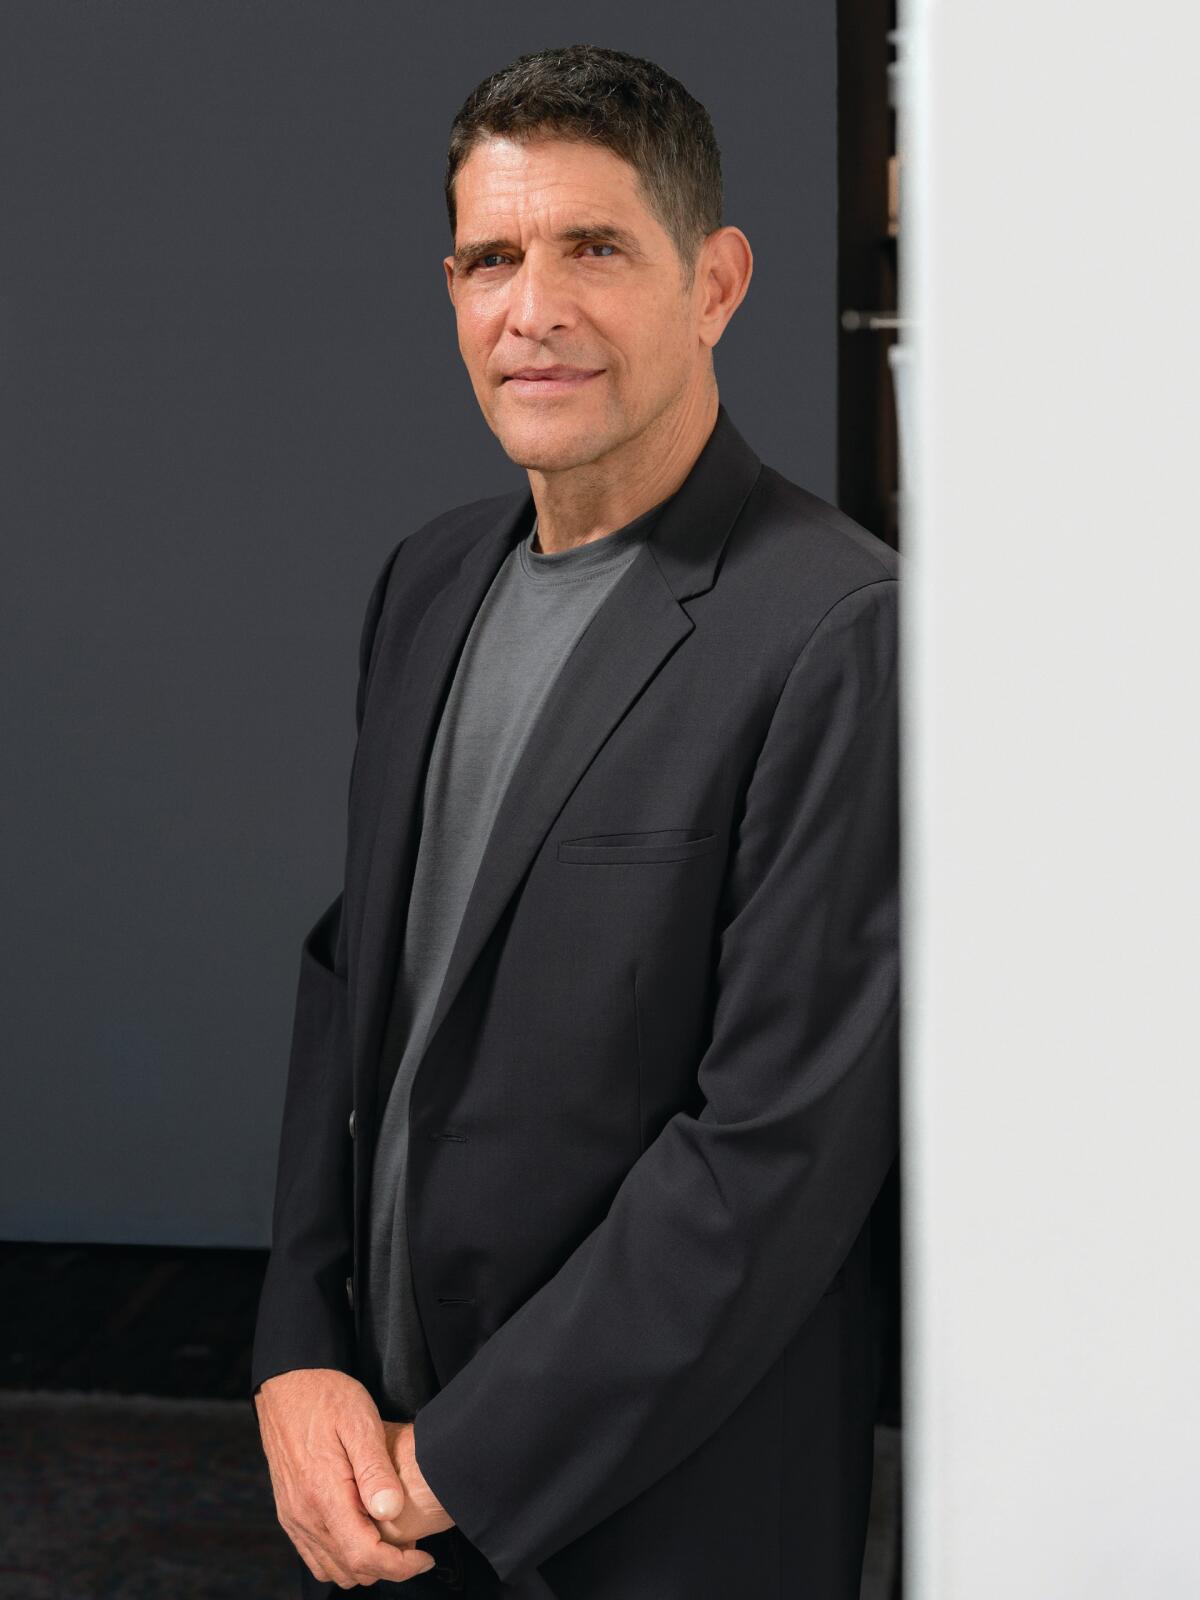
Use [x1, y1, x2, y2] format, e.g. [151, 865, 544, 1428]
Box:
[371, 1489, 402, 1517]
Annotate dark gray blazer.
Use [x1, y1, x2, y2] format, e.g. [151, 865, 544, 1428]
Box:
[251, 402, 901, 1599]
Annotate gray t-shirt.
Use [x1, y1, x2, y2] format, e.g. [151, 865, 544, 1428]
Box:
[359, 495, 667, 1418]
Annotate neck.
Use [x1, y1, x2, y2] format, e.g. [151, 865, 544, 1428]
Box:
[527, 385, 718, 554]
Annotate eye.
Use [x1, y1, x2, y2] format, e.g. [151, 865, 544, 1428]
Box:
[465, 242, 620, 274]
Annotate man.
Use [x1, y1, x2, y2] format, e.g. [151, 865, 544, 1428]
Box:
[253, 42, 900, 1600]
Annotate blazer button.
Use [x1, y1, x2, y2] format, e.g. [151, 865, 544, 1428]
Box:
[348, 1108, 356, 1139]
[345, 1274, 354, 1311]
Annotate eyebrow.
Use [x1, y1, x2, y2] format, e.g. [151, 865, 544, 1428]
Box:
[452, 223, 644, 273]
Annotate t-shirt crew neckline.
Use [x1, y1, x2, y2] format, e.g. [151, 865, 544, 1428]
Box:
[519, 497, 669, 585]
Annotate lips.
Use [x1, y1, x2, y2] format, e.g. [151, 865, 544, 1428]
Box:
[502, 367, 604, 397]
[505, 367, 601, 381]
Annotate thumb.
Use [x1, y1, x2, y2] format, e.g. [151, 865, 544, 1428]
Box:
[350, 1434, 407, 1520]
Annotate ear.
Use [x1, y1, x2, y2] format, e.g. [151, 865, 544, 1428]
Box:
[696, 226, 754, 350]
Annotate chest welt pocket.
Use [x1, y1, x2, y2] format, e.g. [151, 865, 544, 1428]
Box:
[557, 828, 719, 865]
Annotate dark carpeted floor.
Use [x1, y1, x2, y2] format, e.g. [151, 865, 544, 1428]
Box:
[0, 1243, 289, 1596]
[0, 1390, 292, 1600]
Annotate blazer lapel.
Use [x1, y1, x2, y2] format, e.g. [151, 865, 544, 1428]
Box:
[357, 402, 763, 1119]
[350, 492, 530, 1124]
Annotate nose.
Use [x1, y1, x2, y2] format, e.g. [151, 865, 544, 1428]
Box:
[505, 247, 576, 345]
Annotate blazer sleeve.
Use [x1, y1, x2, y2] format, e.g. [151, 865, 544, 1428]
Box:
[411, 576, 901, 1584]
[249, 537, 406, 1406]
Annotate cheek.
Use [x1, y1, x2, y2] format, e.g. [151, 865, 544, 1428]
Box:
[466, 339, 500, 388]
[624, 298, 686, 357]
[458, 303, 497, 353]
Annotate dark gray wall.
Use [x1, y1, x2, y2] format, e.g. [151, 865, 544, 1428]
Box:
[0, 2, 837, 1247]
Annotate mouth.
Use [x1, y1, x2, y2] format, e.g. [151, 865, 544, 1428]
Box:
[502, 369, 604, 397]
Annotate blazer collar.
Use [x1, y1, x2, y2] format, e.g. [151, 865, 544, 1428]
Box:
[352, 401, 763, 1121]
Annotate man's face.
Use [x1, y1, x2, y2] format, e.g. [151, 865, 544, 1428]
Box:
[444, 135, 707, 472]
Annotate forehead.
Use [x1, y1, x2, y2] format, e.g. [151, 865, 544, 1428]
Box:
[454, 134, 647, 223]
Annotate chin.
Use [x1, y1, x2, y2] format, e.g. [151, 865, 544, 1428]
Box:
[491, 408, 611, 472]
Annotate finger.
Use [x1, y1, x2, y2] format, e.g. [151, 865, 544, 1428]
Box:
[321, 1480, 437, 1585]
[277, 1509, 336, 1584]
[297, 1513, 359, 1589]
[372, 1516, 418, 1548]
[338, 1412, 407, 1520]
[292, 1499, 382, 1590]
[340, 1532, 437, 1587]
[291, 1525, 338, 1586]
[332, 1516, 437, 1582]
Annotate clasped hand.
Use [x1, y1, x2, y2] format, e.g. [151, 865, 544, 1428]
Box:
[256, 1369, 454, 1588]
